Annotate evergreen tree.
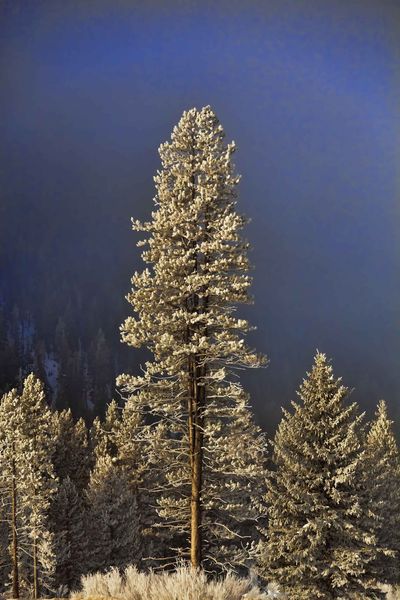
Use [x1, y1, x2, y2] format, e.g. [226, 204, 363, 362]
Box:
[364, 400, 400, 587]
[90, 399, 121, 461]
[116, 400, 164, 566]
[261, 352, 383, 600]
[85, 453, 141, 573]
[52, 409, 91, 492]
[0, 388, 24, 597]
[51, 476, 87, 593]
[18, 374, 57, 599]
[50, 409, 91, 590]
[114, 400, 142, 478]
[86, 401, 142, 572]
[117, 106, 266, 570]
[0, 375, 56, 599]
[202, 395, 266, 571]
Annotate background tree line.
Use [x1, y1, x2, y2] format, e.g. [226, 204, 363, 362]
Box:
[0, 357, 399, 599]
[0, 303, 117, 420]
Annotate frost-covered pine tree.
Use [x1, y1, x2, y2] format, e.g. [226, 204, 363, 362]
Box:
[90, 400, 121, 461]
[51, 476, 87, 592]
[50, 409, 91, 591]
[111, 399, 157, 563]
[261, 352, 383, 600]
[86, 453, 141, 573]
[117, 106, 266, 570]
[364, 400, 400, 587]
[0, 375, 56, 599]
[18, 374, 57, 599]
[52, 409, 91, 492]
[201, 394, 267, 571]
[0, 388, 24, 598]
[86, 400, 143, 572]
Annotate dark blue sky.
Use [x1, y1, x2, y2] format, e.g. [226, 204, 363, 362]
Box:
[1, 0, 399, 432]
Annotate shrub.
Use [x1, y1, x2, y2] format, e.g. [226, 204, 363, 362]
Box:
[73, 563, 282, 600]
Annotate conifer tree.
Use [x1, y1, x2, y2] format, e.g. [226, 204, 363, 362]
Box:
[51, 476, 87, 592]
[18, 374, 57, 599]
[86, 454, 141, 573]
[114, 400, 142, 478]
[90, 400, 121, 461]
[86, 401, 143, 572]
[364, 400, 400, 587]
[116, 402, 172, 565]
[202, 395, 266, 570]
[52, 409, 91, 492]
[261, 352, 383, 600]
[50, 410, 91, 589]
[0, 388, 24, 598]
[0, 375, 56, 599]
[117, 106, 266, 570]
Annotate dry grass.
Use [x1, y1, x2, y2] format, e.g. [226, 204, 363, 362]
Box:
[70, 564, 282, 600]
[67, 567, 400, 600]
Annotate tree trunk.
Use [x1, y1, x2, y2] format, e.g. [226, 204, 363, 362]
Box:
[187, 148, 208, 568]
[33, 536, 39, 600]
[189, 356, 204, 567]
[11, 455, 20, 599]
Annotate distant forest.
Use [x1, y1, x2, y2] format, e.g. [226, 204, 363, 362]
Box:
[0, 300, 120, 420]
[0, 209, 131, 418]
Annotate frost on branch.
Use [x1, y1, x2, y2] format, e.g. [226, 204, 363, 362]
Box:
[117, 106, 267, 571]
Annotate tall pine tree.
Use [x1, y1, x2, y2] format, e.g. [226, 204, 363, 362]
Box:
[117, 106, 266, 570]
